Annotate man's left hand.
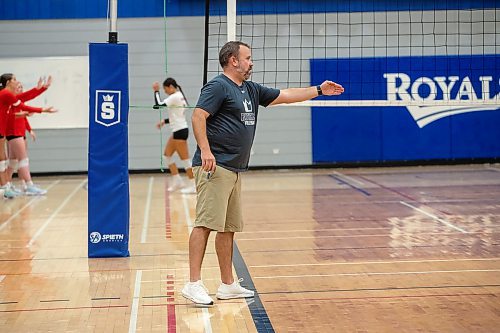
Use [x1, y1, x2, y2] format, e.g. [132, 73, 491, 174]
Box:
[321, 80, 344, 96]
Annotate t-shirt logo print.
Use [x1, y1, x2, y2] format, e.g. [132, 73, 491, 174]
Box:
[243, 99, 252, 113]
[241, 99, 255, 126]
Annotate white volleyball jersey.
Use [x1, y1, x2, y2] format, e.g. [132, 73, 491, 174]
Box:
[158, 91, 188, 132]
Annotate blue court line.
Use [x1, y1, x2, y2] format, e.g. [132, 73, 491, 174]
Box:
[329, 175, 371, 196]
[233, 243, 275, 333]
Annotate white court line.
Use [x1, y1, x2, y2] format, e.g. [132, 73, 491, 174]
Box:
[0, 180, 60, 232]
[239, 224, 500, 235]
[142, 267, 500, 284]
[128, 270, 143, 333]
[0, 275, 5, 283]
[27, 179, 86, 247]
[236, 230, 489, 241]
[400, 201, 468, 233]
[254, 269, 500, 279]
[202, 308, 213, 333]
[249, 257, 500, 268]
[332, 170, 365, 186]
[485, 166, 500, 172]
[140, 177, 154, 243]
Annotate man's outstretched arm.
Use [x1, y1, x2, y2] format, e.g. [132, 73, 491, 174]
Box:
[269, 80, 344, 106]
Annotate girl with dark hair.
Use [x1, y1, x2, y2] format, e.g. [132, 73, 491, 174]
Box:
[152, 78, 195, 194]
[0, 73, 56, 198]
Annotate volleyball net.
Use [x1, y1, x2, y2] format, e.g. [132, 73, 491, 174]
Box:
[205, 0, 499, 107]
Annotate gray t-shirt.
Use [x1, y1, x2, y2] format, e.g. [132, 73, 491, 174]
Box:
[192, 74, 280, 172]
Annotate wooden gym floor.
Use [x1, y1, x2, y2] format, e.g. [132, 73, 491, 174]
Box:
[0, 164, 499, 332]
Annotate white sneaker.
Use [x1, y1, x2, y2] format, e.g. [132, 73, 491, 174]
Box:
[216, 278, 254, 300]
[0, 185, 18, 199]
[24, 184, 47, 196]
[180, 184, 196, 194]
[167, 177, 184, 192]
[10, 185, 24, 196]
[1, 187, 17, 199]
[182, 280, 214, 305]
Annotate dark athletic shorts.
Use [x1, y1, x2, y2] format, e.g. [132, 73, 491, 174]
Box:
[173, 128, 188, 140]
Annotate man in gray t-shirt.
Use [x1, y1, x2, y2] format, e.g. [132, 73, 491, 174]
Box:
[192, 74, 280, 172]
[182, 41, 344, 306]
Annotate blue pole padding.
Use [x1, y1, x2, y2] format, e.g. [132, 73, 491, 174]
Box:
[88, 43, 130, 257]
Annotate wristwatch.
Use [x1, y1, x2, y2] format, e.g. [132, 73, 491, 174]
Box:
[316, 85, 323, 96]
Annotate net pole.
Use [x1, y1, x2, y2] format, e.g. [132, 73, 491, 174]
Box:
[203, 0, 210, 85]
[163, 0, 168, 75]
[108, 0, 118, 43]
[227, 0, 237, 42]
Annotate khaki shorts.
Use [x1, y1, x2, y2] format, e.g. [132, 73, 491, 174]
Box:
[193, 166, 243, 232]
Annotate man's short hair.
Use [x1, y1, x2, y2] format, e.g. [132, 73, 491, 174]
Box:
[219, 41, 251, 68]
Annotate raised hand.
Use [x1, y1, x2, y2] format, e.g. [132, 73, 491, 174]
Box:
[152, 82, 160, 92]
[43, 75, 52, 88]
[320, 80, 344, 96]
[37, 77, 44, 89]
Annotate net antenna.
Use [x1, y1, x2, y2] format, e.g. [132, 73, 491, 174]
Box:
[108, 0, 118, 43]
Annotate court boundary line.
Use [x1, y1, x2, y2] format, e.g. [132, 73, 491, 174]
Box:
[329, 174, 371, 196]
[239, 224, 500, 234]
[140, 177, 154, 243]
[4, 242, 499, 263]
[485, 166, 500, 172]
[248, 257, 500, 268]
[235, 243, 500, 254]
[261, 292, 498, 303]
[131, 229, 500, 243]
[256, 283, 500, 295]
[166, 274, 177, 333]
[253, 268, 500, 279]
[233, 243, 275, 333]
[27, 179, 86, 247]
[236, 230, 492, 241]
[128, 270, 142, 333]
[0, 180, 61, 233]
[400, 201, 468, 233]
[356, 174, 418, 202]
[0, 304, 130, 313]
[331, 170, 365, 186]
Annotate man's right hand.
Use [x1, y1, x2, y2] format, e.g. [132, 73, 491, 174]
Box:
[201, 149, 216, 172]
[152, 82, 160, 92]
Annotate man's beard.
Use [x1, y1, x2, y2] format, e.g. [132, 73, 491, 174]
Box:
[237, 65, 252, 80]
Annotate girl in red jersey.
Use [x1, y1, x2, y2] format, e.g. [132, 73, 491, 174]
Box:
[6, 78, 53, 195]
[0, 73, 56, 199]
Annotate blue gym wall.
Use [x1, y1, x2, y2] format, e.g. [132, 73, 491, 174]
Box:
[1, 0, 497, 19]
[311, 55, 500, 163]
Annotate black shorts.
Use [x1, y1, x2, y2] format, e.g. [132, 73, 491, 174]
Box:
[173, 128, 189, 140]
[6, 135, 23, 141]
